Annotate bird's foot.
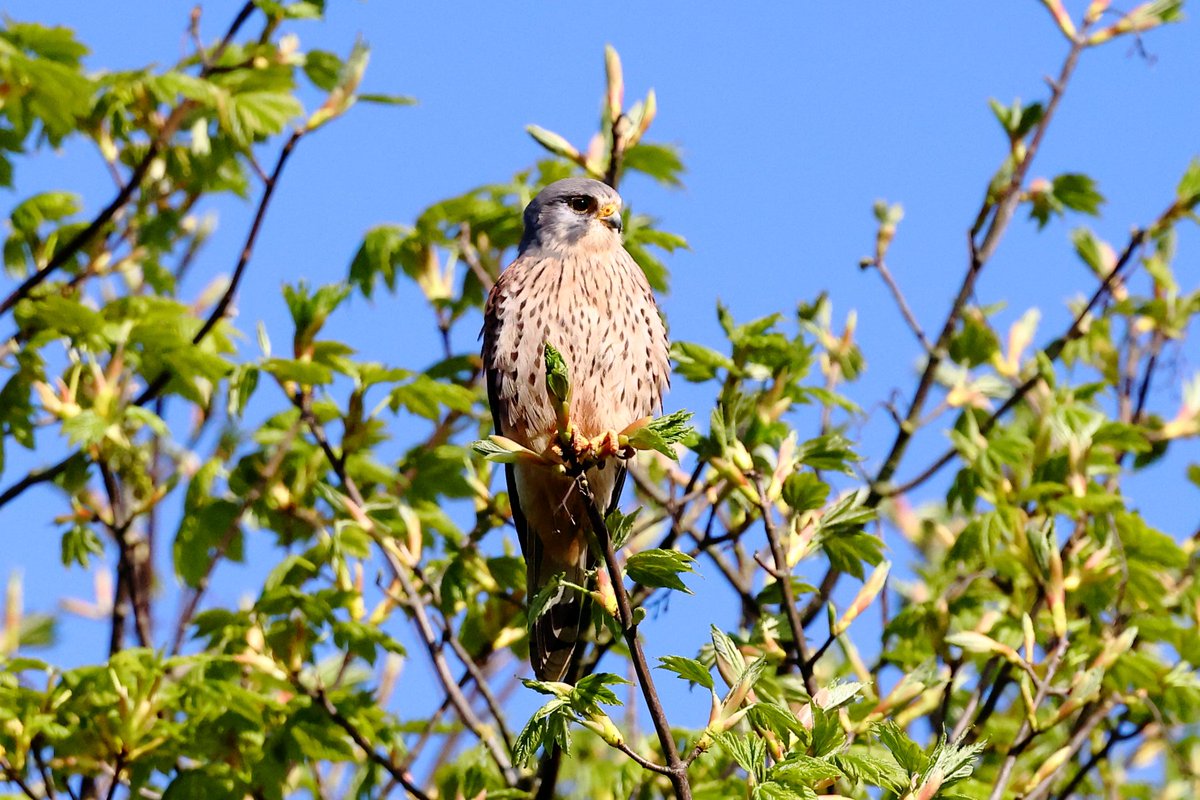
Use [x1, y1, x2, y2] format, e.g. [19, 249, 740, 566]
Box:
[550, 428, 635, 471]
[589, 429, 636, 461]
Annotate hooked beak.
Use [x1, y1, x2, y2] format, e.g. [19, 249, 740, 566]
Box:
[598, 203, 623, 233]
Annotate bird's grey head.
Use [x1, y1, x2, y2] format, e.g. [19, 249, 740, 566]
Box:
[519, 177, 624, 253]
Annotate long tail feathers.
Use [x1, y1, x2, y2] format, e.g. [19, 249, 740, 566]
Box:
[529, 544, 589, 682]
[509, 463, 627, 683]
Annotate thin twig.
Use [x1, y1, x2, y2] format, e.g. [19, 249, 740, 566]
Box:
[444, 635, 515, 754]
[170, 421, 300, 654]
[863, 257, 932, 353]
[135, 128, 304, 406]
[0, 2, 257, 317]
[1023, 696, 1119, 800]
[604, 115, 628, 189]
[986, 636, 1070, 800]
[753, 476, 817, 695]
[949, 657, 1000, 741]
[292, 391, 516, 782]
[30, 740, 57, 800]
[615, 742, 671, 776]
[1, 758, 41, 800]
[870, 31, 1087, 504]
[458, 224, 494, 292]
[311, 687, 433, 800]
[886, 223, 1151, 497]
[0, 457, 79, 512]
[1054, 718, 1148, 800]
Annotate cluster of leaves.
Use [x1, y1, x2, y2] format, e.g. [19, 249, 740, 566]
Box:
[1, 2, 1198, 800]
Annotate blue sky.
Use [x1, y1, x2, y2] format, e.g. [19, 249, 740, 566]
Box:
[2, 0, 1199, 754]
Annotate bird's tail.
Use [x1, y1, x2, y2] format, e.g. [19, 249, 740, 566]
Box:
[528, 543, 590, 683]
[512, 462, 624, 683]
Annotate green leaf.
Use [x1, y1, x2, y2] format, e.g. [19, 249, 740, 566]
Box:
[657, 655, 714, 689]
[526, 125, 582, 162]
[389, 375, 476, 420]
[262, 357, 333, 386]
[626, 409, 695, 460]
[782, 471, 830, 513]
[625, 549, 696, 593]
[10, 191, 81, 235]
[224, 88, 303, 144]
[949, 307, 1000, 368]
[358, 93, 417, 106]
[2, 22, 88, 64]
[672, 340, 736, 382]
[1177, 157, 1200, 211]
[570, 672, 629, 711]
[1053, 173, 1104, 215]
[769, 754, 843, 789]
[831, 748, 909, 792]
[711, 625, 746, 684]
[875, 720, 927, 775]
[716, 731, 767, 783]
[606, 507, 640, 550]
[988, 98, 1043, 139]
[303, 49, 344, 91]
[623, 142, 685, 186]
[796, 434, 861, 473]
[348, 224, 406, 298]
[924, 735, 987, 787]
[1071, 227, 1111, 275]
[61, 523, 104, 568]
[526, 572, 574, 625]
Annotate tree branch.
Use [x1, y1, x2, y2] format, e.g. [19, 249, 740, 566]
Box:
[310, 686, 434, 800]
[292, 390, 517, 783]
[0, 2, 258, 318]
[134, 128, 304, 406]
[572, 472, 692, 800]
[170, 420, 300, 654]
[861, 255, 931, 353]
[0, 125, 305, 515]
[986, 636, 1070, 800]
[886, 221, 1151, 497]
[753, 476, 817, 695]
[871, 32, 1086, 502]
[1053, 717, 1147, 800]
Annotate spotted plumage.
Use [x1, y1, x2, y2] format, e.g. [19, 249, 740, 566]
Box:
[482, 178, 670, 682]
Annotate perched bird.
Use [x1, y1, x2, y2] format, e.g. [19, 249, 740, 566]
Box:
[482, 177, 670, 681]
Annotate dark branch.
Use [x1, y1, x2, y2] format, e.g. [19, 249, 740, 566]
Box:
[573, 472, 692, 800]
[311, 687, 434, 800]
[0, 2, 258, 317]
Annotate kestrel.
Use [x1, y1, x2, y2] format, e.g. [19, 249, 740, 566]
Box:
[483, 178, 670, 681]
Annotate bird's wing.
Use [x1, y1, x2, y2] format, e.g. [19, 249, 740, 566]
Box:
[482, 266, 530, 557]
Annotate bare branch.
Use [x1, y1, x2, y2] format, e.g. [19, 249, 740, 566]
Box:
[886, 221, 1152, 497]
[292, 390, 517, 782]
[987, 636, 1070, 800]
[310, 686, 434, 800]
[753, 476, 817, 695]
[572, 472, 692, 800]
[861, 256, 932, 353]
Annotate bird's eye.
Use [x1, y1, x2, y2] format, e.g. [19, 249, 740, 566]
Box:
[566, 195, 595, 214]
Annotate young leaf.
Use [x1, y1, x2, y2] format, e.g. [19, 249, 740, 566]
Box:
[657, 655, 714, 689]
[625, 549, 697, 593]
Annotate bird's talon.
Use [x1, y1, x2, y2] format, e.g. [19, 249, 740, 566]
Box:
[591, 430, 625, 460]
